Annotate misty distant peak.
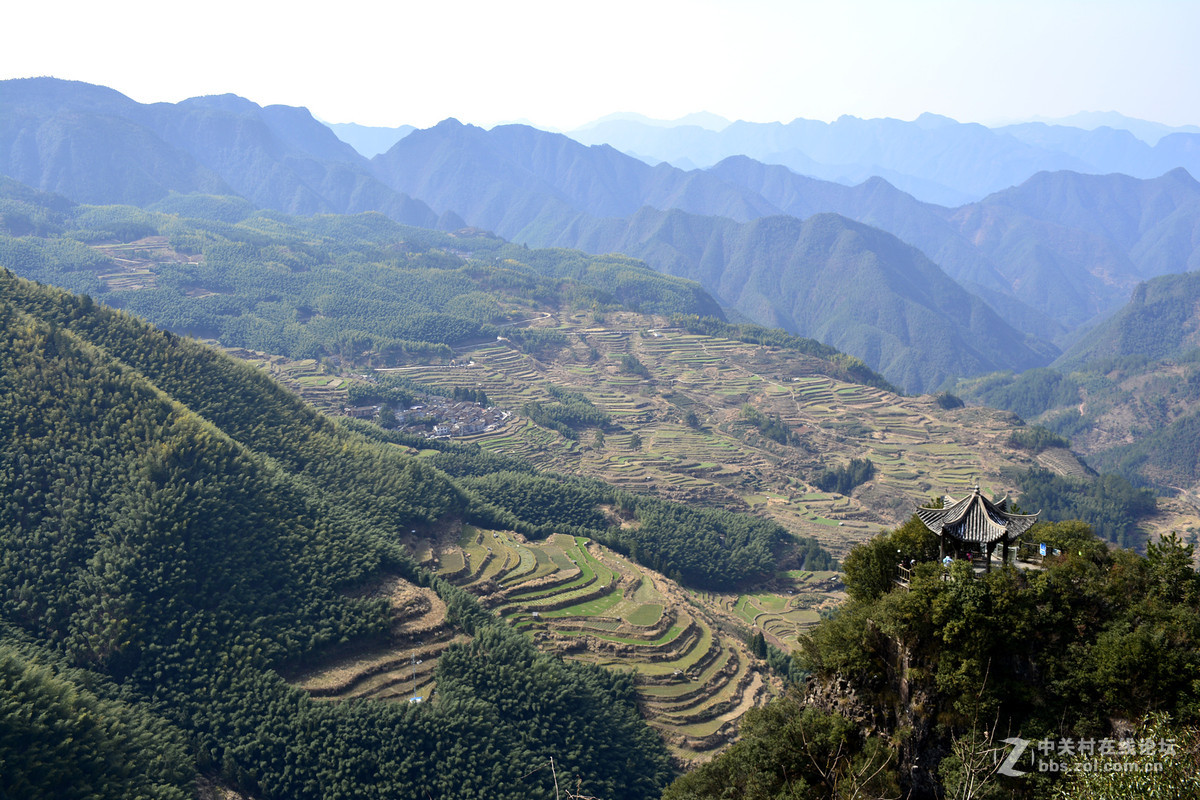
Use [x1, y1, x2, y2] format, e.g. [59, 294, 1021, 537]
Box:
[1026, 111, 1200, 145]
[673, 111, 731, 130]
[572, 111, 731, 133]
[180, 93, 261, 114]
[914, 112, 959, 129]
[488, 118, 558, 131]
[1161, 165, 1199, 185]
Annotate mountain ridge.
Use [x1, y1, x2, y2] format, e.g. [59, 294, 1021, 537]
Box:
[0, 77, 448, 228]
[556, 208, 1055, 392]
[368, 120, 1059, 390]
[570, 110, 1200, 206]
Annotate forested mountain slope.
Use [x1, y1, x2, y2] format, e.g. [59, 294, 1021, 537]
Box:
[956, 271, 1200, 494]
[0, 182, 723, 365]
[3, 269, 836, 797]
[705, 157, 1066, 341]
[0, 172, 1051, 396]
[945, 168, 1200, 330]
[952, 387, 1200, 504]
[1058, 270, 1200, 369]
[553, 209, 1054, 392]
[707, 158, 1200, 340]
[961, 359, 1200, 503]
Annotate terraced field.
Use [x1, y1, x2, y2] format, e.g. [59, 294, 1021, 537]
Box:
[221, 349, 350, 412]
[286, 576, 465, 704]
[708, 570, 843, 647]
[429, 525, 779, 761]
[253, 309, 1200, 765]
[90, 236, 201, 292]
[258, 309, 1184, 705]
[387, 311, 1096, 560]
[220, 302, 1200, 773]
[363, 310, 1182, 678]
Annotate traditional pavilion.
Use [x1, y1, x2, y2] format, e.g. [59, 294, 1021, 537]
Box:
[915, 486, 1039, 571]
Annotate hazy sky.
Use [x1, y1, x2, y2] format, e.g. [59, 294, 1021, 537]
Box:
[5, 0, 1198, 130]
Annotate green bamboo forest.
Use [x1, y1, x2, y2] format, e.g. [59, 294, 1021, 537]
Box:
[0, 260, 837, 797]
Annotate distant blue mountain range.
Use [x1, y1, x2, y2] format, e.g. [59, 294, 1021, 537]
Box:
[6, 77, 1200, 393]
[567, 111, 1200, 206]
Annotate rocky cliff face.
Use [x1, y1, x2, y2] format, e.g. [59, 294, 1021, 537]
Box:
[802, 628, 949, 799]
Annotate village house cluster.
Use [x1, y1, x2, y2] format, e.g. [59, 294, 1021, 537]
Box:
[343, 396, 510, 439]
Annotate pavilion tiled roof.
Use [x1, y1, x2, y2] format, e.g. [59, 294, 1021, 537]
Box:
[915, 487, 1039, 545]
